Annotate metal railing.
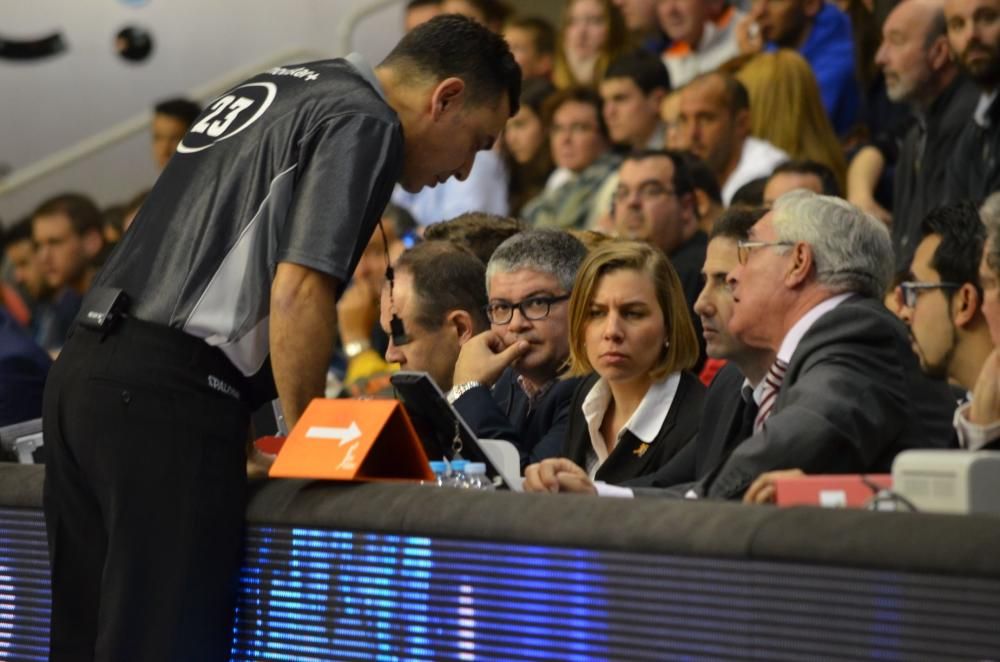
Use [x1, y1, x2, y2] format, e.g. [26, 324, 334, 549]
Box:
[0, 0, 403, 201]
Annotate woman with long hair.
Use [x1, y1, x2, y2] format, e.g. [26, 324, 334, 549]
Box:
[736, 50, 848, 194]
[552, 0, 630, 89]
[525, 240, 705, 488]
[502, 78, 557, 216]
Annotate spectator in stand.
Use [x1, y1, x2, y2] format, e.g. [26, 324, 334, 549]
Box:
[553, 0, 631, 88]
[677, 72, 788, 204]
[678, 151, 725, 234]
[523, 87, 622, 230]
[0, 299, 51, 427]
[848, 0, 977, 273]
[600, 50, 672, 150]
[614, 0, 671, 53]
[30, 194, 106, 350]
[379, 241, 491, 392]
[736, 0, 861, 136]
[659, 89, 686, 148]
[898, 202, 992, 398]
[736, 50, 847, 192]
[613, 150, 706, 313]
[658, 0, 745, 87]
[404, 0, 442, 31]
[2, 218, 72, 351]
[442, 0, 512, 33]
[450, 230, 587, 466]
[943, 0, 1000, 203]
[151, 98, 200, 170]
[763, 159, 841, 204]
[504, 16, 556, 81]
[502, 78, 557, 215]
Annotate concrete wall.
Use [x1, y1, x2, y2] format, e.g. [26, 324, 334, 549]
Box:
[0, 0, 407, 223]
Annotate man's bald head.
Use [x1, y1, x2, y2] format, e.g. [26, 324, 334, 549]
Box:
[876, 0, 953, 104]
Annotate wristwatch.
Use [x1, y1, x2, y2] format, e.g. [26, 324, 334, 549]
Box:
[446, 380, 482, 404]
[343, 340, 371, 359]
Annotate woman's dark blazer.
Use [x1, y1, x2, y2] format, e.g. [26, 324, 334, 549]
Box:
[561, 370, 705, 485]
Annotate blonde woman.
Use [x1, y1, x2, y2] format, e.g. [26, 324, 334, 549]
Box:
[552, 0, 630, 89]
[526, 241, 705, 491]
[736, 50, 848, 194]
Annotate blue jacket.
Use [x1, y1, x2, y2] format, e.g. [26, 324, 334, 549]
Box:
[0, 307, 51, 426]
[769, 2, 860, 135]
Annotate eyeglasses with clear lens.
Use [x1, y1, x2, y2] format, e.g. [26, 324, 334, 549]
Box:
[898, 281, 963, 308]
[485, 294, 570, 325]
[736, 240, 795, 265]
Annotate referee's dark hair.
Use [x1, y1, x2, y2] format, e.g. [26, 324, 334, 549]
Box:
[154, 97, 202, 128]
[380, 14, 521, 115]
[31, 193, 103, 237]
[394, 240, 490, 332]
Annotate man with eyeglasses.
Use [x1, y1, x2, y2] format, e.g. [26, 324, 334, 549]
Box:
[716, 190, 955, 502]
[449, 230, 588, 466]
[613, 150, 707, 344]
[898, 202, 992, 396]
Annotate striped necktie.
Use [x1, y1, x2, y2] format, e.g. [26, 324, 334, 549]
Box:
[754, 358, 789, 433]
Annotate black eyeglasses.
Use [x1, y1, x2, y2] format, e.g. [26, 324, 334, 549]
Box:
[899, 281, 963, 308]
[485, 294, 570, 325]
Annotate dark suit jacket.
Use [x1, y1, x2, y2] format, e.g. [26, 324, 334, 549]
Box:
[626, 362, 750, 489]
[704, 296, 956, 500]
[562, 371, 705, 485]
[452, 368, 582, 468]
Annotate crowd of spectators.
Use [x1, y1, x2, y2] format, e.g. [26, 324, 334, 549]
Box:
[4, 0, 1000, 502]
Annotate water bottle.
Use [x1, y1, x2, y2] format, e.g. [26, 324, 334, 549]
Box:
[426, 461, 448, 487]
[464, 462, 494, 491]
[448, 459, 469, 488]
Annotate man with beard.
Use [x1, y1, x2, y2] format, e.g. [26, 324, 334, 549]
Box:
[945, 0, 1000, 200]
[899, 202, 992, 396]
[866, 0, 977, 272]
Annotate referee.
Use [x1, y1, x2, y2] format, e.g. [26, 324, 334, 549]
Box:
[42, 16, 519, 662]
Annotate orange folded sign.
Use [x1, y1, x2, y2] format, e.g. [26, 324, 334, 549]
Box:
[268, 398, 433, 482]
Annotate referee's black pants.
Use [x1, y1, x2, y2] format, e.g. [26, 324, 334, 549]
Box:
[43, 319, 251, 662]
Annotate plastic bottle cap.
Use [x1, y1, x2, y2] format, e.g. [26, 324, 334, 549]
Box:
[450, 459, 469, 471]
[466, 462, 486, 474]
[429, 461, 447, 473]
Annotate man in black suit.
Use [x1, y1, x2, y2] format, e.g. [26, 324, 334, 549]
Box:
[716, 190, 956, 501]
[449, 230, 587, 466]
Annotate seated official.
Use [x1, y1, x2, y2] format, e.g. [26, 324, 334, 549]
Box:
[556, 240, 705, 485]
[449, 230, 588, 467]
[378, 241, 490, 393]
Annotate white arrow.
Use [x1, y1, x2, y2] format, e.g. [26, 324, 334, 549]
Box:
[306, 422, 361, 446]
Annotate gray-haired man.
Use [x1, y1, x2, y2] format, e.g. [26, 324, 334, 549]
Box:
[715, 190, 956, 501]
[449, 229, 587, 466]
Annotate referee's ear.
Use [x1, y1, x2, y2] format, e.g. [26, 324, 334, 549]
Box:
[430, 77, 466, 121]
